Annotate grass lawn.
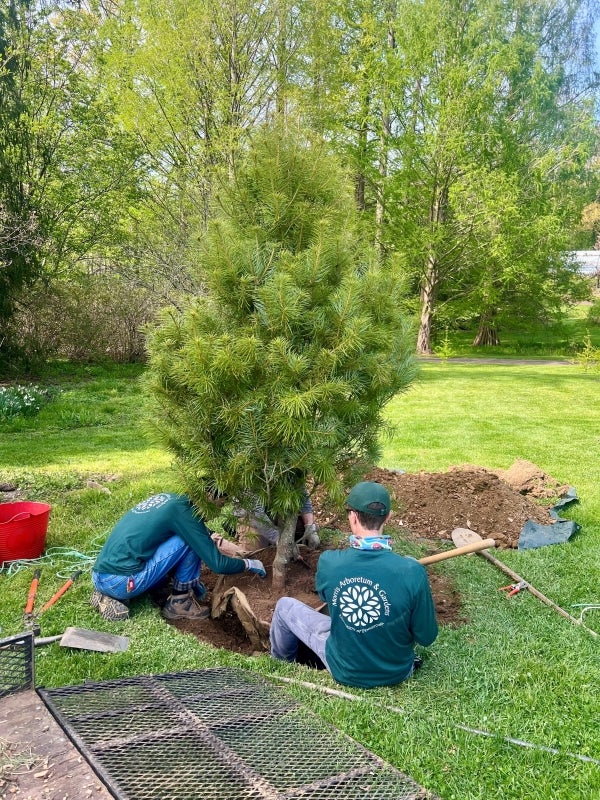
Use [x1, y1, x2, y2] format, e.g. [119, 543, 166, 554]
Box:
[433, 299, 600, 359]
[1, 360, 599, 800]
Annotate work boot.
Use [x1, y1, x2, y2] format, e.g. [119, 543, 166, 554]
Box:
[161, 592, 210, 621]
[90, 589, 129, 621]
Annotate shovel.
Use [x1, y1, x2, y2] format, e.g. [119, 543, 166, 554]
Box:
[451, 527, 597, 638]
[34, 626, 130, 652]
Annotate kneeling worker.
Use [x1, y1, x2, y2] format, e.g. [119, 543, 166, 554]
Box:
[270, 481, 438, 688]
[91, 492, 266, 621]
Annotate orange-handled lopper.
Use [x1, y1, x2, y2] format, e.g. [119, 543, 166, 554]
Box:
[24, 568, 41, 618]
[39, 570, 82, 614]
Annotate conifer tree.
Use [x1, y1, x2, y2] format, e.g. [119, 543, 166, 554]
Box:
[145, 125, 417, 589]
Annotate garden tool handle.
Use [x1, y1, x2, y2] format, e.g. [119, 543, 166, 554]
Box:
[34, 635, 63, 647]
[39, 570, 82, 614]
[24, 568, 41, 616]
[477, 549, 597, 635]
[419, 538, 496, 565]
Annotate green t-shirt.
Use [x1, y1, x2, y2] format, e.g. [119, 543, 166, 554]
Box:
[316, 548, 438, 688]
[94, 493, 245, 577]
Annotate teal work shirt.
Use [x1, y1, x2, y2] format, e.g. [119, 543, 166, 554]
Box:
[94, 493, 246, 577]
[316, 548, 438, 688]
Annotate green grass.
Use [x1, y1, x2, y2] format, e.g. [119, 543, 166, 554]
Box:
[1, 360, 599, 799]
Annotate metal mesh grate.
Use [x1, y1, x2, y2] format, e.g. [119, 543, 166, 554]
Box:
[0, 631, 34, 698]
[39, 668, 439, 800]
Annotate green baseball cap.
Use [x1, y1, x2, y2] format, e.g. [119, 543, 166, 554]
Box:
[346, 481, 390, 516]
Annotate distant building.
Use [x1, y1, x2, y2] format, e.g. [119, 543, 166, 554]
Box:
[570, 251, 600, 276]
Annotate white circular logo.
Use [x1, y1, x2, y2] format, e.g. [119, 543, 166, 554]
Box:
[339, 584, 382, 628]
[132, 493, 171, 513]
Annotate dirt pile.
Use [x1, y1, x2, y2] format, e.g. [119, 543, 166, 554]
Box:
[494, 458, 570, 500]
[351, 463, 556, 549]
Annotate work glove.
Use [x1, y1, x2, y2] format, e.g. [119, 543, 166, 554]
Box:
[244, 558, 266, 578]
[301, 522, 320, 550]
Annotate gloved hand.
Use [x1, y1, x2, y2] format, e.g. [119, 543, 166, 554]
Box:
[302, 523, 320, 550]
[244, 558, 266, 578]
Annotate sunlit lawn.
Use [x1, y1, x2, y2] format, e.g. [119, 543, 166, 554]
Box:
[0, 361, 599, 800]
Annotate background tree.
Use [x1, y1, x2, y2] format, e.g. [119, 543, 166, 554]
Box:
[3, 0, 598, 369]
[101, 0, 298, 298]
[144, 125, 417, 590]
[0, 0, 143, 370]
[577, 200, 600, 249]
[314, 0, 596, 353]
[0, 0, 44, 363]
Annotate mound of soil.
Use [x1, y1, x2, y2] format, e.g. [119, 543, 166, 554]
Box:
[329, 462, 558, 549]
[169, 462, 565, 656]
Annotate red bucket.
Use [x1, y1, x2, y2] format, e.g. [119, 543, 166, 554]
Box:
[0, 502, 51, 564]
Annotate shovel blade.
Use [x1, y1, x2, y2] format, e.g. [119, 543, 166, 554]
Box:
[451, 527, 484, 549]
[59, 627, 129, 653]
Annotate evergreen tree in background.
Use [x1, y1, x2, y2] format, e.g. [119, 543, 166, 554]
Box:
[145, 125, 417, 588]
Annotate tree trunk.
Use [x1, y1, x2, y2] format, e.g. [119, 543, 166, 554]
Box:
[271, 513, 297, 593]
[355, 113, 366, 211]
[473, 315, 500, 346]
[417, 179, 447, 355]
[416, 255, 437, 355]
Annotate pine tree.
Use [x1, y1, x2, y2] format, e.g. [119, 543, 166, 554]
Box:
[145, 124, 417, 589]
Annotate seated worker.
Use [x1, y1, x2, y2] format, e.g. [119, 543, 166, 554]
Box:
[269, 481, 438, 688]
[91, 492, 266, 622]
[234, 490, 320, 550]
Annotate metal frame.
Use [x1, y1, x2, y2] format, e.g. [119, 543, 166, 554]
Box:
[39, 667, 439, 800]
[0, 630, 35, 698]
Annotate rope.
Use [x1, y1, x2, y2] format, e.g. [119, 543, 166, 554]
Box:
[572, 603, 600, 626]
[267, 674, 600, 767]
[0, 535, 106, 578]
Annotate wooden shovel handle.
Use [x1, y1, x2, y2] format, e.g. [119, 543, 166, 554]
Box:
[419, 538, 496, 565]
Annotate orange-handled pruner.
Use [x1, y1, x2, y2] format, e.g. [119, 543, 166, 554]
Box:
[38, 570, 82, 614]
[499, 580, 528, 597]
[24, 568, 41, 621]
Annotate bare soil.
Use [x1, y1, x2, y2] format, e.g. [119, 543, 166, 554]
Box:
[167, 459, 566, 655]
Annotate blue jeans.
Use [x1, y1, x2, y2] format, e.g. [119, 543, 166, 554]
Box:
[92, 535, 203, 600]
[234, 490, 314, 546]
[270, 597, 331, 670]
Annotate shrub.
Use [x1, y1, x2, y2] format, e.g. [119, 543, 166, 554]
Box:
[586, 299, 600, 326]
[572, 333, 600, 371]
[0, 383, 58, 420]
[11, 274, 158, 366]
